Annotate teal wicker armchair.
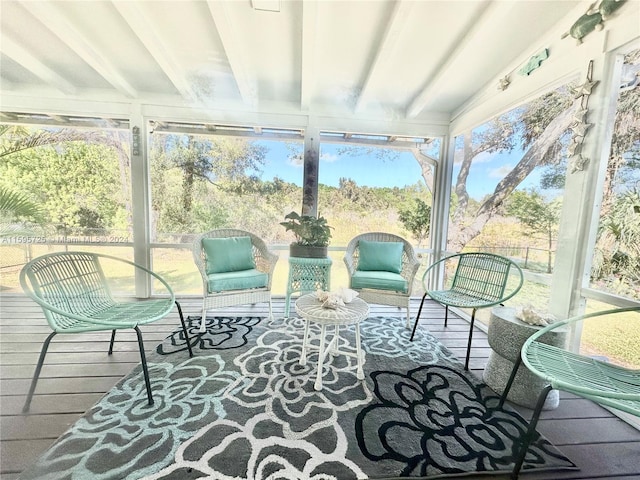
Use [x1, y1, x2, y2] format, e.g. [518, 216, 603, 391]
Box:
[192, 229, 278, 333]
[500, 306, 640, 479]
[344, 232, 420, 327]
[20, 251, 193, 412]
[410, 252, 524, 370]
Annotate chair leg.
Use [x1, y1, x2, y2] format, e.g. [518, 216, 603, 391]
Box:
[108, 329, 116, 355]
[199, 306, 207, 333]
[405, 303, 411, 329]
[444, 305, 449, 327]
[134, 326, 154, 405]
[464, 308, 476, 371]
[499, 354, 523, 408]
[510, 384, 554, 480]
[22, 332, 56, 413]
[284, 291, 292, 318]
[175, 301, 194, 358]
[410, 293, 429, 341]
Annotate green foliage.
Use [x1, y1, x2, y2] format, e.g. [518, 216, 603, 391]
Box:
[280, 211, 332, 247]
[335, 145, 402, 162]
[0, 128, 128, 233]
[398, 199, 431, 246]
[149, 134, 268, 234]
[504, 189, 561, 237]
[0, 186, 44, 238]
[518, 87, 574, 150]
[592, 188, 640, 297]
[0, 186, 43, 222]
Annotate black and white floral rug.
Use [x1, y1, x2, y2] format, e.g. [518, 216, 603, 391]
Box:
[19, 315, 576, 479]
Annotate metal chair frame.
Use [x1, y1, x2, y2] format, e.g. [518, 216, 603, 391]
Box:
[500, 305, 640, 479]
[20, 251, 193, 412]
[410, 252, 524, 370]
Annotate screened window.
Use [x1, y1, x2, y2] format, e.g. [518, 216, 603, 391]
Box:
[147, 120, 303, 294]
[317, 132, 440, 293]
[448, 83, 575, 323]
[0, 115, 132, 291]
[589, 48, 640, 302]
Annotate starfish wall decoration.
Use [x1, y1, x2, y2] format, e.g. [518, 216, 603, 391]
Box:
[569, 60, 598, 173]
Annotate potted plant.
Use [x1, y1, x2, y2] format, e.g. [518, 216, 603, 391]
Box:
[280, 211, 332, 258]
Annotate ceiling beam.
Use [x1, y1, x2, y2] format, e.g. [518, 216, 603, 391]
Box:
[300, 0, 318, 111]
[0, 112, 128, 129]
[21, 2, 138, 99]
[206, 0, 258, 108]
[0, 35, 77, 95]
[112, 1, 196, 101]
[354, 0, 415, 114]
[0, 78, 15, 90]
[0, 112, 18, 120]
[406, 0, 496, 118]
[152, 124, 302, 141]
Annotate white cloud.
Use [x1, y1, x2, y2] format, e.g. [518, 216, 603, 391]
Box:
[489, 164, 513, 178]
[320, 152, 339, 163]
[474, 151, 498, 164]
[287, 155, 303, 167]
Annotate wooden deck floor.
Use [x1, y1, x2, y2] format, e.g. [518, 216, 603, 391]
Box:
[1, 294, 639, 479]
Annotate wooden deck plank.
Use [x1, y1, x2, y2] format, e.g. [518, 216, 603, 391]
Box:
[1, 376, 123, 396]
[0, 351, 146, 365]
[524, 442, 640, 478]
[539, 417, 640, 445]
[1, 439, 57, 474]
[1, 413, 81, 441]
[1, 293, 639, 479]
[2, 392, 106, 415]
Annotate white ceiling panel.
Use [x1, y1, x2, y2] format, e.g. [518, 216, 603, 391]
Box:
[2, 0, 632, 124]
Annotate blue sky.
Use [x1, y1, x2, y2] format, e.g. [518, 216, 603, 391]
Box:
[258, 140, 425, 189]
[452, 148, 544, 199]
[256, 139, 544, 200]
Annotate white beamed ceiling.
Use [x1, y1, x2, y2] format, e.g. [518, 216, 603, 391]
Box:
[0, 0, 605, 127]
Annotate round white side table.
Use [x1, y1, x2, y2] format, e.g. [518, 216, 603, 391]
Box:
[295, 293, 369, 391]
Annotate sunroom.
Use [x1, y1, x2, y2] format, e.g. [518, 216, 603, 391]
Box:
[1, 0, 639, 478]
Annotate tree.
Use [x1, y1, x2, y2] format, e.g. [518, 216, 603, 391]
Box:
[592, 188, 640, 297]
[0, 125, 124, 159]
[0, 186, 43, 238]
[1, 124, 132, 234]
[601, 48, 640, 216]
[149, 134, 268, 233]
[443, 88, 575, 251]
[505, 189, 561, 273]
[398, 199, 431, 247]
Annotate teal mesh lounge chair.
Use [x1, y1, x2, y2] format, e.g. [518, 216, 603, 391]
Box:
[500, 306, 640, 479]
[410, 252, 524, 370]
[344, 232, 420, 327]
[20, 251, 193, 412]
[193, 229, 278, 333]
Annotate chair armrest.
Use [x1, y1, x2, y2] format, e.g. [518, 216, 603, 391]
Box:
[523, 305, 640, 351]
[20, 253, 175, 327]
[401, 250, 421, 295]
[520, 305, 640, 401]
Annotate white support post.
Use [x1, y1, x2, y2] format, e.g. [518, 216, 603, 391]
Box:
[428, 134, 454, 289]
[549, 53, 624, 350]
[129, 107, 152, 298]
[302, 124, 320, 216]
